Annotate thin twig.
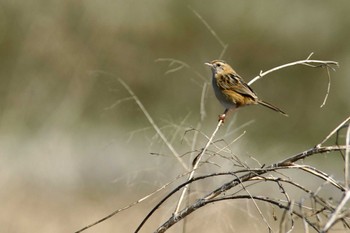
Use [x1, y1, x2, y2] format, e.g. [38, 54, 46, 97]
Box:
[135, 145, 347, 232]
[295, 164, 343, 191]
[345, 124, 350, 189]
[155, 58, 207, 82]
[174, 120, 223, 214]
[104, 97, 134, 110]
[202, 131, 246, 165]
[322, 190, 350, 232]
[317, 116, 350, 147]
[200, 82, 208, 121]
[173, 7, 230, 217]
[233, 173, 274, 232]
[320, 66, 332, 108]
[117, 78, 189, 171]
[75, 171, 190, 233]
[248, 55, 338, 86]
[156, 195, 320, 233]
[189, 6, 226, 49]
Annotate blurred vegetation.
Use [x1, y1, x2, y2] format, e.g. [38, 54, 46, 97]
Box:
[0, 1, 349, 232]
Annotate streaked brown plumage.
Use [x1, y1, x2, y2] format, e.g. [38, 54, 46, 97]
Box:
[205, 60, 287, 121]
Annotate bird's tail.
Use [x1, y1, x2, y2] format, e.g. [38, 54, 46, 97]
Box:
[258, 100, 288, 117]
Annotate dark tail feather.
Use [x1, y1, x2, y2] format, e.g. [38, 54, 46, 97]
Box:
[258, 100, 288, 117]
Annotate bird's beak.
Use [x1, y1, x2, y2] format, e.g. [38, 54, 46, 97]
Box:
[204, 62, 213, 67]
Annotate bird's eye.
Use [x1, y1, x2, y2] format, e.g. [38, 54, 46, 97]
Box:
[216, 63, 221, 67]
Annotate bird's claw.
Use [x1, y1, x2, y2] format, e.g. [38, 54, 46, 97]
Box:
[218, 114, 226, 123]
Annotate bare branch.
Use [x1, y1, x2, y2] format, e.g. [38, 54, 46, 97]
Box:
[248, 57, 338, 86]
[135, 144, 348, 233]
[174, 120, 223, 214]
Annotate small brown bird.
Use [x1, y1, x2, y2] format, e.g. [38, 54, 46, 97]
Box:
[205, 60, 288, 121]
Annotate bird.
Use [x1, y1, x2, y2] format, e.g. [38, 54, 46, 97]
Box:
[205, 60, 288, 121]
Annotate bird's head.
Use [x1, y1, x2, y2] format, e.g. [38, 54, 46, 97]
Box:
[205, 60, 234, 75]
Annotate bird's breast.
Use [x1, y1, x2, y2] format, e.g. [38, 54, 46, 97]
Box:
[212, 77, 237, 109]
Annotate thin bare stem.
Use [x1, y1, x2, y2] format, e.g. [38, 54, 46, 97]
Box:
[218, 44, 229, 60]
[155, 58, 207, 82]
[317, 116, 350, 147]
[345, 124, 350, 189]
[189, 6, 226, 49]
[75, 171, 190, 233]
[104, 97, 134, 110]
[234, 174, 274, 232]
[174, 120, 223, 214]
[295, 164, 343, 191]
[322, 190, 350, 232]
[134, 146, 347, 233]
[248, 56, 338, 86]
[156, 195, 320, 233]
[117, 78, 189, 171]
[171, 6, 230, 212]
[320, 66, 332, 108]
[200, 82, 208, 121]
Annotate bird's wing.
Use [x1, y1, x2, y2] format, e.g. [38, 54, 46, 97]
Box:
[217, 73, 258, 100]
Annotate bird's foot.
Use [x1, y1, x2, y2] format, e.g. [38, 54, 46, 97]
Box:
[218, 114, 226, 123]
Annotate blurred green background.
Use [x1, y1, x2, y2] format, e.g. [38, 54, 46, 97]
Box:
[0, 1, 349, 232]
